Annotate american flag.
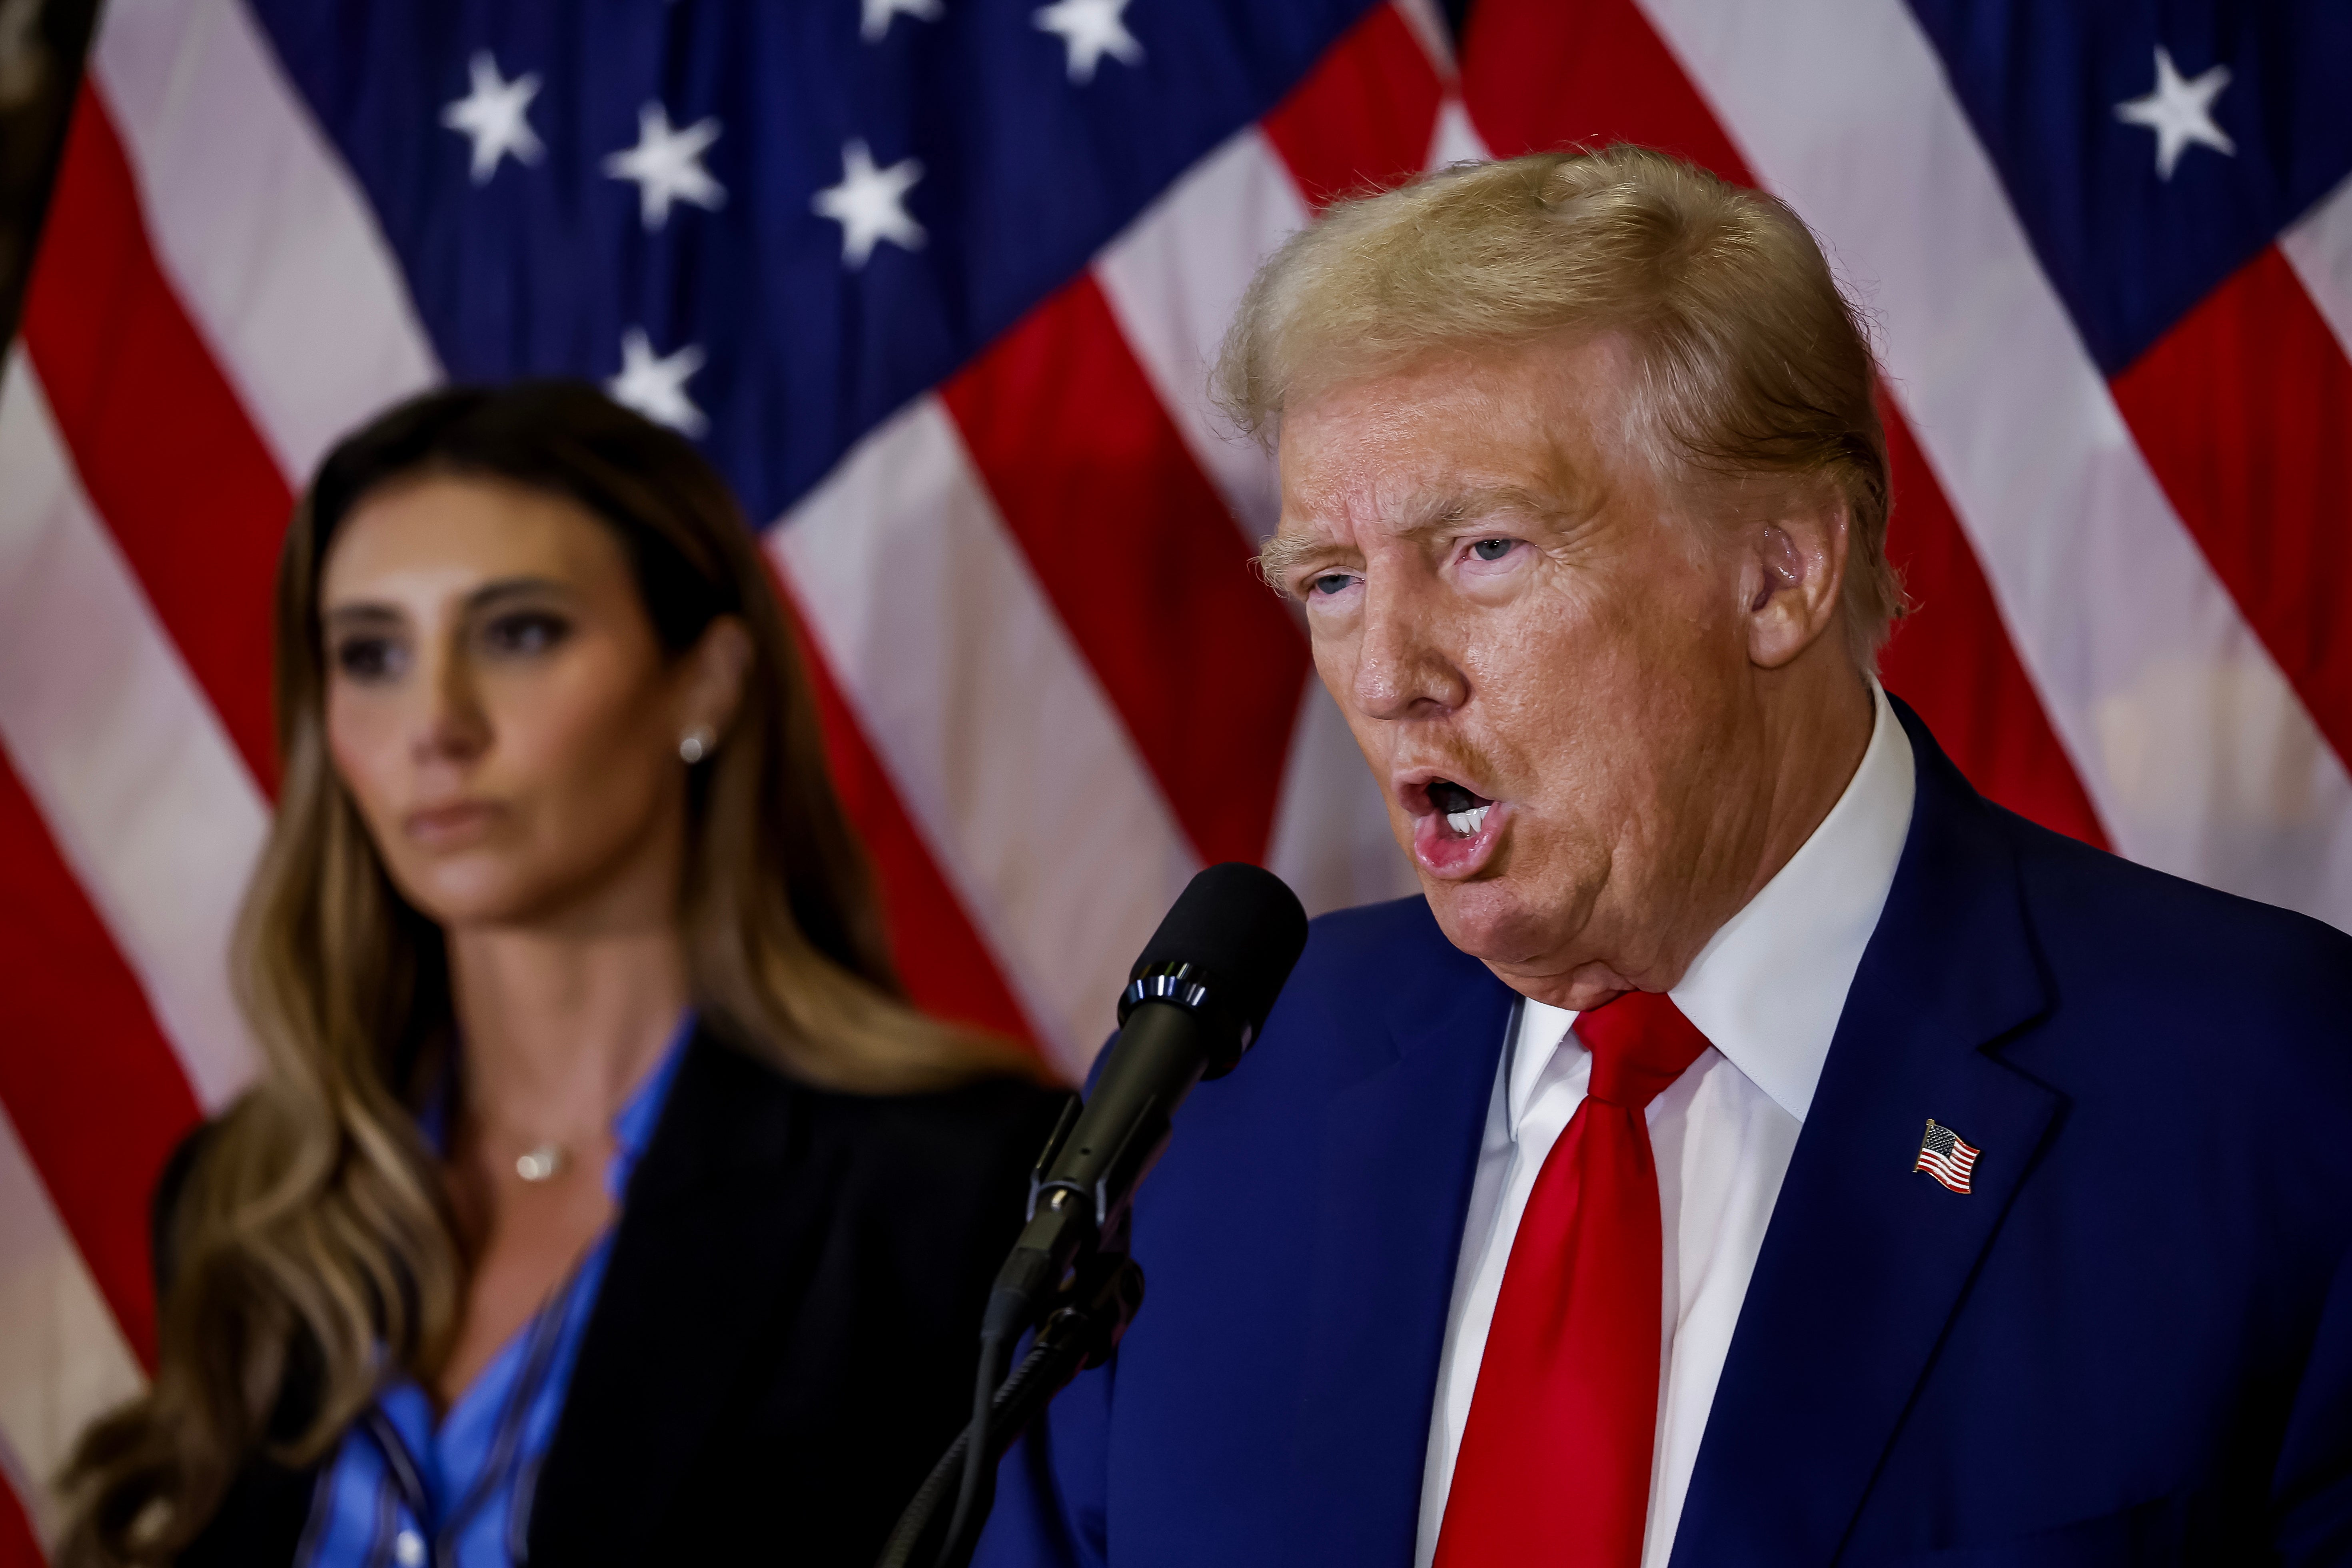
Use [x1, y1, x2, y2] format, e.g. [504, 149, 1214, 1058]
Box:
[0, 0, 2345, 1558]
[1914, 1121, 1983, 1196]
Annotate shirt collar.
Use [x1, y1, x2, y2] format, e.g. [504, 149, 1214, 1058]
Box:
[1506, 683, 1915, 1130]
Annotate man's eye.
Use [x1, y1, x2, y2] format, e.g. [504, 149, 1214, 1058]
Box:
[332, 637, 402, 681]
[1309, 572, 1357, 597]
[483, 611, 569, 655]
[1468, 538, 1515, 562]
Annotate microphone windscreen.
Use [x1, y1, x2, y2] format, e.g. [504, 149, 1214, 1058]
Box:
[1131, 862, 1309, 1041]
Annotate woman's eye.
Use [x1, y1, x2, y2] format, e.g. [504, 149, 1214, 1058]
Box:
[1468, 537, 1516, 563]
[332, 636, 403, 682]
[482, 611, 569, 655]
[1308, 572, 1357, 597]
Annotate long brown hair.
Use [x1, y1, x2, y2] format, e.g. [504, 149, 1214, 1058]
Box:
[59, 382, 1029, 1564]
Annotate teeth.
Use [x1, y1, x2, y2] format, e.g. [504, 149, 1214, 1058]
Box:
[1444, 806, 1489, 837]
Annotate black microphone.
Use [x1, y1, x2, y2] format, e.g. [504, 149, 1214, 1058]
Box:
[905, 863, 1309, 1568]
[982, 861, 1309, 1344]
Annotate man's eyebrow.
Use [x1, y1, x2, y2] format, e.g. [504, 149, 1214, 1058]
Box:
[1256, 485, 1573, 593]
[1256, 530, 1356, 592]
[1258, 531, 1342, 573]
[1415, 485, 1567, 531]
[1329, 486, 1572, 553]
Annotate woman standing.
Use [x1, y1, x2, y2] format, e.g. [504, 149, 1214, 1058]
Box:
[60, 382, 1065, 1566]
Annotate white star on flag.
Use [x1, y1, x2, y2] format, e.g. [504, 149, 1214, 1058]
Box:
[1033, 0, 1143, 85]
[862, 0, 943, 43]
[441, 50, 544, 186]
[602, 102, 727, 231]
[2114, 46, 2236, 181]
[607, 328, 709, 437]
[812, 139, 926, 268]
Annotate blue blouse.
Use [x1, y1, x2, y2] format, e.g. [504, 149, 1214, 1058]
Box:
[298, 1016, 692, 1568]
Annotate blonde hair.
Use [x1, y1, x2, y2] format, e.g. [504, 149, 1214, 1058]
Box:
[1221, 146, 1904, 666]
[60, 382, 1034, 1565]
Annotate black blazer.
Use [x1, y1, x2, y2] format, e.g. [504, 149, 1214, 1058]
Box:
[167, 1025, 1069, 1566]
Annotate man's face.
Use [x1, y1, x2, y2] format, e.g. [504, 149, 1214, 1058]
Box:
[1270, 335, 1785, 1002]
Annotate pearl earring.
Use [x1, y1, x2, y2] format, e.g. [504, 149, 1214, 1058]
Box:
[679, 725, 715, 765]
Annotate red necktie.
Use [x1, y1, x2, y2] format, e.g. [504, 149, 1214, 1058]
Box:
[1434, 991, 1712, 1568]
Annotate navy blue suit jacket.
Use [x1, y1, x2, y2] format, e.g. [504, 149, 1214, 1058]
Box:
[973, 702, 2352, 1565]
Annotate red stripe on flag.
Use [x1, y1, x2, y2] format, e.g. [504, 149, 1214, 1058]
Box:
[940, 274, 1309, 867]
[1461, 0, 1751, 180]
[2110, 245, 2352, 771]
[0, 1473, 43, 1568]
[1459, 0, 2108, 844]
[1261, 2, 1446, 209]
[771, 563, 1044, 1057]
[1878, 405, 2109, 846]
[0, 751, 204, 1370]
[19, 84, 290, 795]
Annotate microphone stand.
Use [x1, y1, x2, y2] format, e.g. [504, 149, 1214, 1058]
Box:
[874, 1246, 1145, 1568]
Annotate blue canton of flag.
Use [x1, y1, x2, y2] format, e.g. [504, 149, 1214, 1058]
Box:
[242, 0, 1380, 527]
[1904, 0, 2352, 374]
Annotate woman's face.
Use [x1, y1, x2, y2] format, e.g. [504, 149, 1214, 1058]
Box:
[320, 475, 742, 930]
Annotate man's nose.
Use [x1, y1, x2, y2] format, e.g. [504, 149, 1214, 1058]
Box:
[1352, 576, 1468, 722]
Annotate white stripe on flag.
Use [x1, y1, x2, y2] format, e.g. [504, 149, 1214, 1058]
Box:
[0, 1104, 147, 1551]
[0, 350, 264, 1112]
[2282, 175, 2352, 363]
[1390, 0, 1456, 76]
[1426, 95, 1487, 170]
[1636, 0, 2352, 929]
[90, 0, 441, 482]
[770, 396, 1202, 1077]
[1096, 124, 1419, 919]
[1095, 127, 1308, 545]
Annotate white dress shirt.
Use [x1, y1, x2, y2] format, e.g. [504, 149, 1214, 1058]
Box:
[1414, 684, 1918, 1568]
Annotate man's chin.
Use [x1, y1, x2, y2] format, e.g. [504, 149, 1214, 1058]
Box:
[1418, 876, 1558, 972]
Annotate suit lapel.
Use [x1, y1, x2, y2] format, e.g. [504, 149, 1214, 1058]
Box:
[1670, 703, 2063, 1566]
[1289, 915, 1515, 1566]
[528, 1030, 822, 1564]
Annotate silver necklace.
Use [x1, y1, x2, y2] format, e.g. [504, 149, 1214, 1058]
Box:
[514, 1143, 569, 1182]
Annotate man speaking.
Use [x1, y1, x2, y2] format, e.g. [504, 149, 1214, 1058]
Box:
[972, 148, 2352, 1565]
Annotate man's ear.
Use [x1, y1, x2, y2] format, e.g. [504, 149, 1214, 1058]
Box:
[677, 614, 754, 738]
[1743, 489, 1851, 670]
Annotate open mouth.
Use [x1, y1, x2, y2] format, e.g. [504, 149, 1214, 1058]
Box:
[1403, 773, 1509, 878]
[1428, 778, 1493, 840]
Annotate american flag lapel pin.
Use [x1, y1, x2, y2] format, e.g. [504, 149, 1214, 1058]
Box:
[1913, 1119, 1980, 1194]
